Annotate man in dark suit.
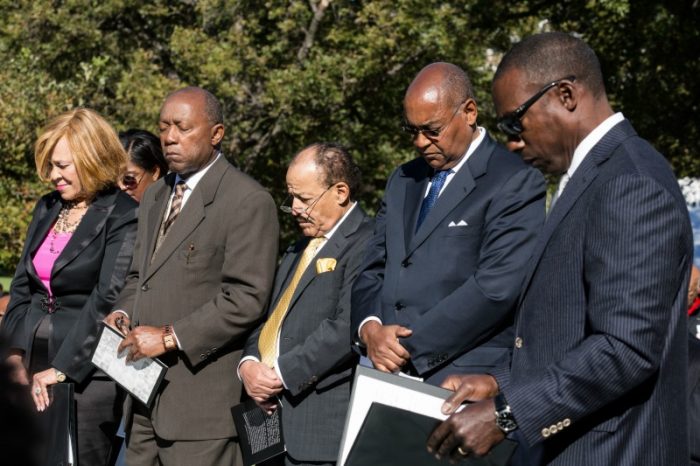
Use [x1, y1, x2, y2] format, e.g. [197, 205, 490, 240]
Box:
[428, 32, 692, 465]
[239, 143, 373, 465]
[104, 87, 279, 466]
[351, 62, 545, 384]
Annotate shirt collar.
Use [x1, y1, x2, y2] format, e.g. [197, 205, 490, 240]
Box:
[174, 152, 222, 191]
[446, 126, 485, 176]
[567, 113, 624, 179]
[323, 202, 357, 240]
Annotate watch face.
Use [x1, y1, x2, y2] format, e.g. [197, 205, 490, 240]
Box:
[496, 413, 518, 433]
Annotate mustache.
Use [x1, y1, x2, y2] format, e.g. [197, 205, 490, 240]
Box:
[297, 212, 317, 224]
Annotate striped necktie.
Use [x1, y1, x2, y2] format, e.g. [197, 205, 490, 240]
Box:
[153, 180, 187, 257]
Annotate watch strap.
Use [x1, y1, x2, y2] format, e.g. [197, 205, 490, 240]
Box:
[163, 324, 177, 351]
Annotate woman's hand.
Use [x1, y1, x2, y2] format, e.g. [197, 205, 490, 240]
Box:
[32, 368, 59, 412]
[6, 351, 29, 385]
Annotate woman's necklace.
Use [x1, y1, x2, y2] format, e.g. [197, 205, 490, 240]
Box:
[49, 201, 88, 254]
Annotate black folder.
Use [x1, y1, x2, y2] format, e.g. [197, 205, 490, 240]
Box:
[345, 402, 517, 466]
[232, 398, 286, 466]
[45, 382, 77, 465]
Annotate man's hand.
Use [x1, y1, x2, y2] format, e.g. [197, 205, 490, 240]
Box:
[6, 351, 28, 385]
[427, 398, 505, 461]
[239, 360, 283, 414]
[440, 374, 499, 414]
[118, 325, 168, 361]
[104, 311, 131, 336]
[31, 368, 59, 412]
[360, 321, 412, 372]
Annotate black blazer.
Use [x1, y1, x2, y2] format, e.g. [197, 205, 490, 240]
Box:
[0, 188, 137, 383]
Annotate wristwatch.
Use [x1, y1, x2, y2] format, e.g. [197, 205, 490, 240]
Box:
[162, 324, 177, 351]
[494, 393, 518, 433]
[54, 369, 66, 383]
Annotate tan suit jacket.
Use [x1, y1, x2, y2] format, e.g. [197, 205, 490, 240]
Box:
[115, 156, 279, 440]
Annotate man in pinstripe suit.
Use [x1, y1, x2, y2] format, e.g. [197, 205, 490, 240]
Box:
[428, 32, 692, 465]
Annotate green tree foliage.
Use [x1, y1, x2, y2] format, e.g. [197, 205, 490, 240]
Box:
[0, 0, 697, 273]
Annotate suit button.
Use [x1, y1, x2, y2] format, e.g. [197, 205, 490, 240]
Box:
[311, 376, 318, 382]
[141, 284, 149, 291]
[395, 302, 404, 311]
[549, 424, 558, 433]
[563, 418, 571, 427]
[541, 427, 551, 438]
[557, 421, 564, 430]
[514, 337, 523, 348]
[401, 259, 411, 267]
[200, 353, 206, 359]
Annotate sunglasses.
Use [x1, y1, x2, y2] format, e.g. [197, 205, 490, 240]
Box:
[402, 101, 464, 141]
[496, 75, 576, 137]
[120, 173, 144, 190]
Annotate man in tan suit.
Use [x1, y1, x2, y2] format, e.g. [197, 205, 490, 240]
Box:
[105, 87, 279, 465]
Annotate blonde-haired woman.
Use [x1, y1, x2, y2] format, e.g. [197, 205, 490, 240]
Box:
[0, 108, 137, 465]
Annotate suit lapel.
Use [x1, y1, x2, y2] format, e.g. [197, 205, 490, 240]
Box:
[144, 175, 176, 268]
[25, 194, 62, 283]
[52, 190, 117, 277]
[517, 120, 637, 304]
[401, 164, 430, 252]
[287, 206, 366, 312]
[145, 158, 227, 280]
[407, 133, 494, 254]
[267, 245, 301, 313]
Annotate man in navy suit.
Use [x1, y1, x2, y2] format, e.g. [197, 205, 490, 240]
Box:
[428, 32, 692, 465]
[351, 62, 545, 384]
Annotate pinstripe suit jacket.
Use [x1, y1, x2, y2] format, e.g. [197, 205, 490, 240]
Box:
[493, 120, 692, 465]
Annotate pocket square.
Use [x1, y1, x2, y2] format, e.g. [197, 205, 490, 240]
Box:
[448, 220, 469, 227]
[315, 258, 336, 274]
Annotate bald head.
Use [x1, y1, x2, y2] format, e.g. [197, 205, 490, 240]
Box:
[405, 62, 475, 110]
[165, 87, 224, 126]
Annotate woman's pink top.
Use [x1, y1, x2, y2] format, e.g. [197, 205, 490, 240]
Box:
[32, 231, 72, 296]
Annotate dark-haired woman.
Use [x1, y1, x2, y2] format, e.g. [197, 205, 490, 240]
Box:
[118, 129, 168, 203]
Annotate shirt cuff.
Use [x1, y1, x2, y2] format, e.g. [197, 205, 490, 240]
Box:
[273, 361, 288, 390]
[113, 309, 129, 318]
[358, 316, 383, 345]
[170, 325, 183, 350]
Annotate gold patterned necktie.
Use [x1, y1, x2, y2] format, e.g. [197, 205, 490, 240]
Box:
[258, 237, 326, 367]
[153, 180, 187, 257]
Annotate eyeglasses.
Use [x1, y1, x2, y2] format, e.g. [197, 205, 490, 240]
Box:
[120, 172, 145, 190]
[496, 76, 576, 137]
[280, 185, 332, 220]
[402, 102, 463, 141]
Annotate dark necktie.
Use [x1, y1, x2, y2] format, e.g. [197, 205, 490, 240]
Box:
[416, 170, 450, 231]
